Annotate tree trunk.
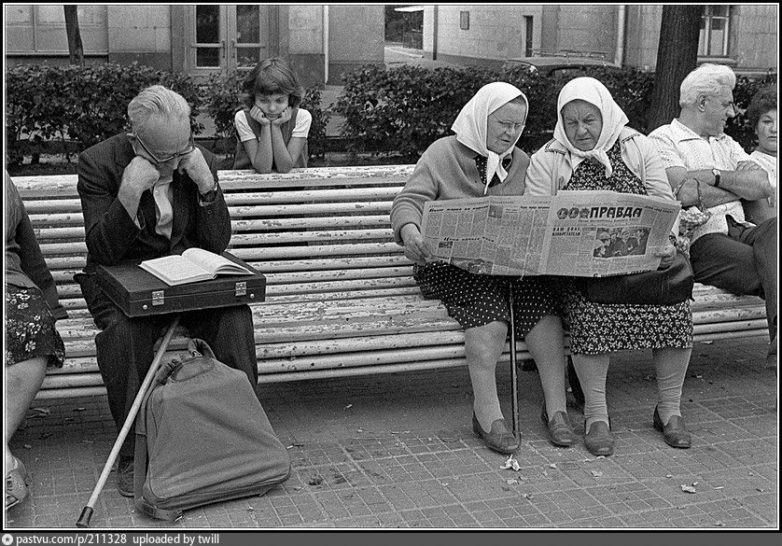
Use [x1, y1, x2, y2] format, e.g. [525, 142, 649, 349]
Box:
[64, 6, 84, 66]
[647, 6, 703, 132]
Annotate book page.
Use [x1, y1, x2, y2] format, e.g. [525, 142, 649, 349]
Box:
[182, 248, 250, 275]
[139, 255, 213, 285]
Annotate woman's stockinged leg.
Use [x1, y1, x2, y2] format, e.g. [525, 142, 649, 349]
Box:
[653, 347, 692, 424]
[5, 357, 47, 469]
[525, 314, 568, 415]
[571, 353, 611, 429]
[464, 321, 508, 431]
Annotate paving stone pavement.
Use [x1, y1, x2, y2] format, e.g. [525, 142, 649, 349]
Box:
[4, 337, 777, 530]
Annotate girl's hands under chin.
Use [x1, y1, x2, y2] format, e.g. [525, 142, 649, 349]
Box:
[271, 107, 292, 126]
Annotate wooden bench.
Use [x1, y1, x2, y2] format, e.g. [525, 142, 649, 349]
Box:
[13, 166, 770, 404]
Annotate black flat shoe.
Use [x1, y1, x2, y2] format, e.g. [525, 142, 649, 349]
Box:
[472, 412, 520, 454]
[653, 406, 691, 449]
[584, 421, 614, 457]
[541, 406, 577, 447]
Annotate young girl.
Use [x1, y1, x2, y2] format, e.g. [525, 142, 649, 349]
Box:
[233, 57, 312, 173]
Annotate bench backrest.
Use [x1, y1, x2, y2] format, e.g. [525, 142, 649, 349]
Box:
[14, 166, 417, 311]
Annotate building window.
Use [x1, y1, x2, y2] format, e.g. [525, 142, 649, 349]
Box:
[699, 5, 730, 57]
[5, 4, 108, 55]
[460, 11, 470, 31]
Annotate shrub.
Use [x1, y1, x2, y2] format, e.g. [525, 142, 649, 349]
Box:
[203, 69, 330, 161]
[300, 84, 330, 159]
[335, 64, 502, 158]
[6, 63, 203, 165]
[334, 64, 656, 158]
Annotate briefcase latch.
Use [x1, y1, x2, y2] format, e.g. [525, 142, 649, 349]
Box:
[152, 290, 165, 306]
[235, 281, 247, 297]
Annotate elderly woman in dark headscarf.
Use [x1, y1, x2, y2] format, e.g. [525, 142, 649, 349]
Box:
[526, 77, 693, 457]
[391, 82, 575, 454]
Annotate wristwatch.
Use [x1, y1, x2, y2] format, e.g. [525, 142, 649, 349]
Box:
[712, 168, 721, 189]
[200, 180, 219, 203]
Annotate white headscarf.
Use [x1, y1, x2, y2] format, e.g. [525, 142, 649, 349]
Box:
[553, 77, 629, 178]
[451, 82, 528, 191]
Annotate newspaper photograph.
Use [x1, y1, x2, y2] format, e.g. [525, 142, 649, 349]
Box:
[420, 190, 681, 277]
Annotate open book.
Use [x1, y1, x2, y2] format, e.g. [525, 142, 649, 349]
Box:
[139, 248, 253, 286]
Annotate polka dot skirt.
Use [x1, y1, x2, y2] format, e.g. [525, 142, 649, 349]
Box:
[413, 262, 561, 336]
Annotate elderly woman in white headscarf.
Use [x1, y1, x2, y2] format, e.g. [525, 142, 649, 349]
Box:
[391, 82, 575, 454]
[526, 77, 693, 457]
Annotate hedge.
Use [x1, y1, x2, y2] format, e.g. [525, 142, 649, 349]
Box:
[6, 63, 202, 166]
[6, 63, 330, 167]
[334, 64, 774, 158]
[6, 62, 775, 167]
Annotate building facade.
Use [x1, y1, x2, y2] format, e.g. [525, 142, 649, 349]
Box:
[422, 4, 778, 76]
[4, 4, 385, 85]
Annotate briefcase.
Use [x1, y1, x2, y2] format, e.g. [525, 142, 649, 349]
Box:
[96, 252, 266, 318]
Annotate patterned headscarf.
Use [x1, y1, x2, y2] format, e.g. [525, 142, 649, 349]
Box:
[451, 82, 528, 191]
[553, 77, 629, 178]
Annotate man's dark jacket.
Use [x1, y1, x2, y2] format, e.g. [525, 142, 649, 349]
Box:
[76, 133, 231, 275]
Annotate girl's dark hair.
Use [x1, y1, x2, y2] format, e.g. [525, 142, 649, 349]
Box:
[745, 85, 776, 130]
[241, 57, 304, 109]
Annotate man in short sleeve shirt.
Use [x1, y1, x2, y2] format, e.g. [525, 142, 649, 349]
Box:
[648, 64, 776, 364]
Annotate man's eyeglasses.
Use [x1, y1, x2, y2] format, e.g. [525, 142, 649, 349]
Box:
[130, 133, 195, 164]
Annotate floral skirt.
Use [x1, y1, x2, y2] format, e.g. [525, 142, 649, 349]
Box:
[5, 285, 65, 368]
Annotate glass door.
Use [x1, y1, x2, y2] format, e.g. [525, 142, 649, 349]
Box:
[185, 5, 270, 80]
[233, 4, 269, 69]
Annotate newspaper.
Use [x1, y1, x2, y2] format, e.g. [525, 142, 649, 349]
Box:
[420, 190, 681, 277]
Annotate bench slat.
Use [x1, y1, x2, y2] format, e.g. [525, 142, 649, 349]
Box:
[229, 228, 394, 246]
[224, 187, 402, 204]
[13, 167, 415, 197]
[228, 202, 393, 217]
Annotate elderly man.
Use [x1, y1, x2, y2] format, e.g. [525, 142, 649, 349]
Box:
[74, 85, 259, 497]
[648, 64, 776, 365]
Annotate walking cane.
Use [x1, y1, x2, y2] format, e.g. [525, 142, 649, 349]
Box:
[76, 315, 181, 528]
[507, 283, 520, 438]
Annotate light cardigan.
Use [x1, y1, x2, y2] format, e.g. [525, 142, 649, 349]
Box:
[525, 127, 675, 202]
[390, 135, 530, 244]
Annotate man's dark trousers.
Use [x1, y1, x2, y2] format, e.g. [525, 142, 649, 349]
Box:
[690, 216, 777, 344]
